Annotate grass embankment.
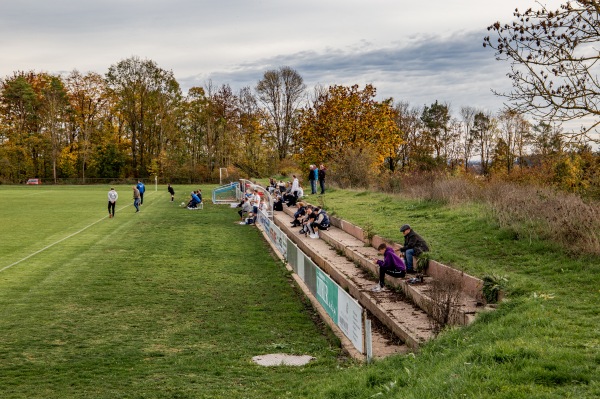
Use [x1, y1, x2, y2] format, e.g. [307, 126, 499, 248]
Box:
[0, 185, 343, 399]
[303, 188, 600, 398]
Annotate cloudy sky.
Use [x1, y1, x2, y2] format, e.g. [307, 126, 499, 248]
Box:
[2, 0, 566, 114]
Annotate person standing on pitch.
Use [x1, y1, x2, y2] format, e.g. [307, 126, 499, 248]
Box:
[168, 183, 175, 202]
[133, 186, 141, 213]
[108, 187, 118, 218]
[136, 180, 146, 205]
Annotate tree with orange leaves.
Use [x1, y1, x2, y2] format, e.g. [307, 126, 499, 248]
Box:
[297, 84, 402, 171]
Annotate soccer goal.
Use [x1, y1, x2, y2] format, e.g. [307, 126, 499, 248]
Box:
[211, 182, 240, 204]
[219, 168, 228, 185]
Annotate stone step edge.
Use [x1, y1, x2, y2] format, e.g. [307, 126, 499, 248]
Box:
[282, 204, 486, 305]
[319, 230, 477, 327]
[275, 215, 431, 350]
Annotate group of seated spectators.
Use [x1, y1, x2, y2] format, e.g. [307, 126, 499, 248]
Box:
[236, 187, 263, 224]
[186, 189, 203, 209]
[268, 176, 304, 208]
[290, 201, 330, 239]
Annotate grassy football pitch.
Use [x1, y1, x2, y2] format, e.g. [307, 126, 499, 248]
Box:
[0, 185, 343, 399]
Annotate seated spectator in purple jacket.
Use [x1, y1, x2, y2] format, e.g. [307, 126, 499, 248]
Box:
[371, 243, 406, 292]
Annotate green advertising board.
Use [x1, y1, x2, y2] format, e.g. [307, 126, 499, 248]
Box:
[315, 268, 338, 322]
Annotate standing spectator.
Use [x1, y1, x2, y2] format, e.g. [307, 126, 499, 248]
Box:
[371, 243, 406, 292]
[318, 164, 326, 194]
[136, 180, 146, 205]
[167, 184, 175, 202]
[399, 224, 430, 273]
[250, 189, 261, 221]
[107, 187, 118, 218]
[133, 186, 141, 213]
[308, 165, 317, 195]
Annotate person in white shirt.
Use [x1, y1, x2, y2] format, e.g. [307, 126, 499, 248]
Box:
[251, 189, 261, 214]
[107, 187, 118, 218]
[291, 175, 300, 196]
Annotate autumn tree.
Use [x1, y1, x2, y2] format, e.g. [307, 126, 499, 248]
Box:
[236, 86, 269, 176]
[484, 1, 600, 142]
[205, 83, 240, 174]
[256, 66, 305, 160]
[65, 70, 108, 182]
[421, 101, 456, 164]
[297, 84, 402, 172]
[0, 73, 40, 181]
[459, 106, 477, 172]
[394, 101, 436, 171]
[497, 109, 531, 173]
[472, 111, 498, 175]
[41, 75, 70, 183]
[106, 56, 181, 177]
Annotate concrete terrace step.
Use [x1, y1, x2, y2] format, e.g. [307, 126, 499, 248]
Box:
[281, 205, 482, 326]
[274, 209, 434, 350]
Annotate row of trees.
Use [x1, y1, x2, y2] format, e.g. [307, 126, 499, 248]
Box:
[1, 56, 598, 195]
[0, 59, 306, 183]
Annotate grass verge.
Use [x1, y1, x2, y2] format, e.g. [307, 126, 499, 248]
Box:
[303, 188, 600, 399]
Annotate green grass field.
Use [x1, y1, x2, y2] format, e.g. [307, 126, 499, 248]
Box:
[0, 185, 345, 399]
[1, 185, 599, 398]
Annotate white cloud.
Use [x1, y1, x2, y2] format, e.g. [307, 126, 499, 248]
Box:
[0, 0, 568, 117]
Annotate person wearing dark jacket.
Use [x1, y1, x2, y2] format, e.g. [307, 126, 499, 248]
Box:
[372, 243, 406, 292]
[399, 224, 429, 273]
[291, 202, 307, 227]
[318, 164, 326, 194]
[308, 165, 317, 195]
[167, 184, 175, 202]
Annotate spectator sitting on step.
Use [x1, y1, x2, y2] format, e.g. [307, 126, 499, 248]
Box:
[307, 206, 330, 239]
[282, 182, 294, 204]
[268, 177, 277, 193]
[291, 174, 300, 197]
[291, 201, 307, 227]
[296, 185, 304, 200]
[286, 185, 303, 207]
[278, 181, 286, 193]
[371, 243, 406, 292]
[299, 206, 316, 236]
[243, 212, 255, 225]
[273, 191, 284, 211]
[399, 224, 430, 273]
[237, 197, 252, 220]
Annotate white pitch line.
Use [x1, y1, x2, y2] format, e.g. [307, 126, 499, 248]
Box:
[0, 192, 154, 273]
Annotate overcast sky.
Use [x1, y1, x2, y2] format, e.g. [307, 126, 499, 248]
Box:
[1, 0, 567, 115]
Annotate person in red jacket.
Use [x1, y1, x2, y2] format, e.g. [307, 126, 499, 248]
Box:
[372, 243, 406, 292]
